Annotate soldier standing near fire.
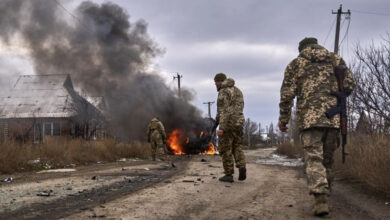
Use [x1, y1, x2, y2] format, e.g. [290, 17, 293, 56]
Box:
[214, 73, 246, 183]
[147, 118, 167, 161]
[278, 37, 355, 216]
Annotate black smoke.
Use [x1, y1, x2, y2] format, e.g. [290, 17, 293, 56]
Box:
[0, 0, 203, 140]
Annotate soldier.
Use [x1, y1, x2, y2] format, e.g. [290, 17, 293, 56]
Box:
[278, 37, 355, 216]
[214, 73, 246, 183]
[147, 118, 167, 161]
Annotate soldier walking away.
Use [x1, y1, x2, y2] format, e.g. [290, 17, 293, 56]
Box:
[147, 118, 167, 161]
[214, 73, 247, 183]
[278, 37, 355, 216]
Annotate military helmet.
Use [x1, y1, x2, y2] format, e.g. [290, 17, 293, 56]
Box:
[298, 37, 318, 52]
[214, 73, 227, 81]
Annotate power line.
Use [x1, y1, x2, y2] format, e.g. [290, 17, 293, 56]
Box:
[351, 9, 390, 17]
[323, 17, 336, 46]
[339, 17, 351, 47]
[53, 0, 94, 33]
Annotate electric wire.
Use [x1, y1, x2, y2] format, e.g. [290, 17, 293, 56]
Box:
[323, 17, 337, 47]
[351, 9, 390, 17]
[53, 0, 94, 33]
[339, 17, 351, 47]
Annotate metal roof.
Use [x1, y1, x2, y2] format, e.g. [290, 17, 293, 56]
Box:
[0, 74, 80, 119]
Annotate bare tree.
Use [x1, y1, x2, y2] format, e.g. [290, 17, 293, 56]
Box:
[352, 35, 390, 134]
[243, 118, 259, 148]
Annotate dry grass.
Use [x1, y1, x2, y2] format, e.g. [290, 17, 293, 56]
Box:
[277, 135, 390, 194]
[334, 134, 390, 194]
[0, 138, 151, 174]
[275, 142, 304, 159]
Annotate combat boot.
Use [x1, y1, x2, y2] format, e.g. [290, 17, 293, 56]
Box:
[238, 167, 246, 181]
[313, 194, 329, 217]
[219, 174, 234, 183]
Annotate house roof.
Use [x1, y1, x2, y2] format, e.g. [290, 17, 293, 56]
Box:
[85, 96, 106, 112]
[0, 74, 80, 118]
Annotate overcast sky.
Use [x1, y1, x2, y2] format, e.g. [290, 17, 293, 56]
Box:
[1, 0, 390, 130]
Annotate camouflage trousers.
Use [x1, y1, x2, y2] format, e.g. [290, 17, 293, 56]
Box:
[150, 130, 165, 160]
[218, 127, 246, 175]
[300, 128, 339, 195]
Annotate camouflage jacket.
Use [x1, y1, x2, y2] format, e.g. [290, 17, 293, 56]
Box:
[147, 118, 166, 141]
[216, 78, 245, 130]
[279, 44, 355, 130]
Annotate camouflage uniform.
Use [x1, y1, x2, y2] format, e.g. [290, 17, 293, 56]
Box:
[216, 78, 246, 175]
[147, 118, 166, 161]
[279, 43, 355, 195]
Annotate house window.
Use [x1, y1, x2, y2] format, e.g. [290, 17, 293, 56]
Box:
[44, 123, 52, 136]
[53, 122, 60, 136]
[42, 122, 61, 137]
[34, 123, 42, 142]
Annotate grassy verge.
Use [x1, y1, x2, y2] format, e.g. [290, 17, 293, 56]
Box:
[274, 142, 303, 158]
[334, 134, 390, 194]
[0, 138, 151, 174]
[276, 135, 390, 194]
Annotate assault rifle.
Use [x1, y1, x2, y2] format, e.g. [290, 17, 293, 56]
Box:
[325, 66, 349, 163]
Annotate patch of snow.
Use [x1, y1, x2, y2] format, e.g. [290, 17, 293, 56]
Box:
[37, 169, 76, 173]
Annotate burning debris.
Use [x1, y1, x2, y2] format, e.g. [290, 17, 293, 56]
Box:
[166, 118, 217, 155]
[0, 0, 204, 141]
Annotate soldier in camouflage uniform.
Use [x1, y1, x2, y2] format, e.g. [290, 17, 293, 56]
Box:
[214, 73, 246, 183]
[147, 118, 167, 161]
[278, 37, 355, 216]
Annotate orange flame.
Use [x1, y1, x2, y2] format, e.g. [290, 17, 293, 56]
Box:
[166, 129, 217, 155]
[203, 143, 216, 155]
[166, 129, 185, 155]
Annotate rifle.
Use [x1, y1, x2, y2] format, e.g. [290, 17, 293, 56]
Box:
[325, 66, 348, 163]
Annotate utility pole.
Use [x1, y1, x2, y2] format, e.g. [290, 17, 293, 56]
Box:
[203, 101, 215, 118]
[173, 73, 183, 98]
[332, 4, 351, 54]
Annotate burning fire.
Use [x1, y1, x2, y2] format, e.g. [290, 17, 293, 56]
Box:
[166, 129, 185, 155]
[203, 143, 216, 155]
[166, 129, 216, 155]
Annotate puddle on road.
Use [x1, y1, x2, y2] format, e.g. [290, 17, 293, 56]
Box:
[254, 147, 304, 167]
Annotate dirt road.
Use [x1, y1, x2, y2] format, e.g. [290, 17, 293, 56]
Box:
[1, 148, 389, 219]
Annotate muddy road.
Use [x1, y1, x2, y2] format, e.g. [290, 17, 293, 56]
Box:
[1, 149, 389, 220]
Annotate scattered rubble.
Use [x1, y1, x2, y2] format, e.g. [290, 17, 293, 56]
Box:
[3, 177, 13, 183]
[201, 158, 207, 162]
[36, 190, 53, 197]
[182, 180, 195, 183]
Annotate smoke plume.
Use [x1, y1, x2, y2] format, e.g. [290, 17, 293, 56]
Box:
[0, 0, 204, 140]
